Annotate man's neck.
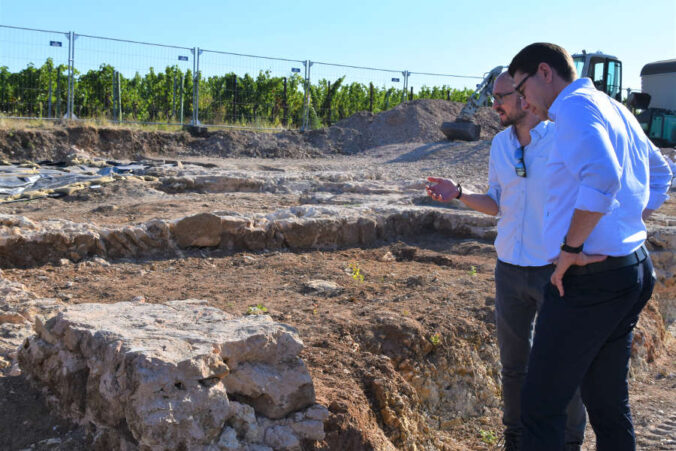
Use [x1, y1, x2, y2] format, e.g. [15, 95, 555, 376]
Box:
[514, 115, 541, 146]
[547, 77, 575, 121]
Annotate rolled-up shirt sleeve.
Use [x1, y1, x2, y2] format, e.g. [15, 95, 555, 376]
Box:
[486, 142, 501, 212]
[646, 140, 673, 209]
[557, 99, 621, 213]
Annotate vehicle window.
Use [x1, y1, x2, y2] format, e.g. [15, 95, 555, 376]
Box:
[606, 61, 622, 99]
[592, 61, 605, 89]
[573, 57, 585, 78]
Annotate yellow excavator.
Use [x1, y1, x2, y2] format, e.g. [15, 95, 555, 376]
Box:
[442, 51, 675, 146]
[440, 65, 504, 141]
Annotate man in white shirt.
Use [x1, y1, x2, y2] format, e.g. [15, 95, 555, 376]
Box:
[426, 72, 586, 451]
[509, 42, 672, 451]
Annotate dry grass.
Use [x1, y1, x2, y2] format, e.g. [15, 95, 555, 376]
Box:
[0, 115, 293, 133]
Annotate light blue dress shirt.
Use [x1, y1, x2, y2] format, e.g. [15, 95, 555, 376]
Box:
[487, 121, 554, 267]
[544, 78, 672, 260]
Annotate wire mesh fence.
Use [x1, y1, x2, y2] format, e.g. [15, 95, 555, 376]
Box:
[0, 25, 71, 120]
[309, 62, 406, 128]
[407, 71, 483, 102]
[72, 34, 194, 124]
[198, 50, 305, 128]
[0, 24, 482, 130]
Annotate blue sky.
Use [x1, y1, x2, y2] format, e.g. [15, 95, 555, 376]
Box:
[1, 0, 674, 91]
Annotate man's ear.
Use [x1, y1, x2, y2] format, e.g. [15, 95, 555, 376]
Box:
[538, 62, 553, 83]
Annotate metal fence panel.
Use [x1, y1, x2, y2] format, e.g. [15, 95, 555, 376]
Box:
[406, 71, 483, 102]
[72, 34, 193, 124]
[0, 24, 482, 129]
[198, 50, 306, 128]
[0, 25, 71, 119]
[309, 62, 405, 128]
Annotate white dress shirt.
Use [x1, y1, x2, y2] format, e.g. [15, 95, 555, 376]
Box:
[487, 121, 554, 267]
[544, 78, 672, 260]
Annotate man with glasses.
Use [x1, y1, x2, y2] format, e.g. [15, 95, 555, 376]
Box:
[508, 42, 672, 451]
[426, 71, 586, 451]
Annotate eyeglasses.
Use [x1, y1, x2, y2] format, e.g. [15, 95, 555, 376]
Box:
[491, 91, 515, 105]
[515, 146, 526, 177]
[514, 72, 533, 98]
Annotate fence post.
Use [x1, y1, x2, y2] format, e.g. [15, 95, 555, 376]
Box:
[47, 67, 53, 118]
[401, 70, 409, 103]
[232, 74, 237, 123]
[180, 72, 185, 124]
[301, 59, 313, 131]
[117, 70, 122, 122]
[369, 82, 374, 112]
[191, 47, 202, 125]
[112, 70, 117, 121]
[326, 81, 332, 126]
[172, 74, 177, 122]
[282, 77, 288, 127]
[66, 31, 75, 119]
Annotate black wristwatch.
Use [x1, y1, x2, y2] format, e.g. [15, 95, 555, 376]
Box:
[560, 236, 584, 254]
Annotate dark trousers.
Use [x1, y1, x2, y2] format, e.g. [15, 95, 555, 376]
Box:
[521, 255, 655, 451]
[495, 261, 586, 444]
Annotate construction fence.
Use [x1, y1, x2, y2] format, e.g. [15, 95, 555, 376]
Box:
[0, 24, 483, 130]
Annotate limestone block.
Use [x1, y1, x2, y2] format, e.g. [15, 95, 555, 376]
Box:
[18, 300, 321, 449]
[274, 217, 319, 249]
[302, 280, 343, 297]
[175, 213, 223, 248]
[264, 425, 299, 450]
[339, 217, 362, 246]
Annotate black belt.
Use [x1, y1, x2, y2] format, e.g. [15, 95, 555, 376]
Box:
[566, 245, 648, 276]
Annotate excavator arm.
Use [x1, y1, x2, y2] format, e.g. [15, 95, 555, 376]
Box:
[440, 65, 504, 141]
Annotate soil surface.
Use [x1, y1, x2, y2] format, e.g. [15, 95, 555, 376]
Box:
[0, 99, 674, 450]
[2, 237, 675, 450]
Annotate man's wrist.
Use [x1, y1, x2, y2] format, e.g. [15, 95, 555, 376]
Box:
[560, 236, 584, 254]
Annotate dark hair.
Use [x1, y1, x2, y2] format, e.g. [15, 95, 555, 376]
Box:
[508, 43, 576, 82]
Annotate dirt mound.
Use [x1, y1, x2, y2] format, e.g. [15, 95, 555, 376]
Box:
[333, 99, 501, 145]
[190, 128, 323, 158]
[311, 99, 501, 153]
[0, 100, 502, 161]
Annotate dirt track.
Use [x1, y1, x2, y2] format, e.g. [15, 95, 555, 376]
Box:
[0, 99, 674, 450]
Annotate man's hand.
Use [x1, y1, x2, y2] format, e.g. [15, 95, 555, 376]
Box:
[426, 177, 459, 202]
[550, 251, 608, 296]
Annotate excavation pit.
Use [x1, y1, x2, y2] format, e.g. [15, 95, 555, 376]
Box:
[0, 99, 674, 450]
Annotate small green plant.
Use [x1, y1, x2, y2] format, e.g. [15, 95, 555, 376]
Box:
[478, 429, 498, 445]
[245, 304, 268, 315]
[469, 265, 477, 276]
[429, 332, 442, 346]
[349, 263, 364, 282]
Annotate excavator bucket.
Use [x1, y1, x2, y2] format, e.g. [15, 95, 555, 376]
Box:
[440, 120, 481, 141]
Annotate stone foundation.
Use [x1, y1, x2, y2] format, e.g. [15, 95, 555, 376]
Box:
[18, 300, 328, 450]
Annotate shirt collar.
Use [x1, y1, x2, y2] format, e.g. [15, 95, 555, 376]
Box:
[548, 78, 594, 121]
[530, 120, 550, 141]
[509, 120, 551, 146]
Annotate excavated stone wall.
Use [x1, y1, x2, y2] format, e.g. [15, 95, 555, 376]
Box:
[0, 207, 497, 267]
[0, 207, 673, 449]
[17, 300, 328, 450]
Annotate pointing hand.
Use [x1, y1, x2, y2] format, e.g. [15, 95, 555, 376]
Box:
[426, 177, 459, 202]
